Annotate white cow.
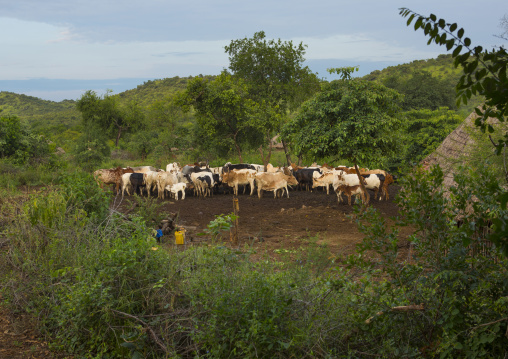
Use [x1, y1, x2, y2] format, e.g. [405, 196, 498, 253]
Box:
[312, 170, 344, 195]
[156, 171, 178, 199]
[165, 183, 187, 200]
[166, 162, 182, 173]
[190, 172, 215, 198]
[144, 171, 160, 196]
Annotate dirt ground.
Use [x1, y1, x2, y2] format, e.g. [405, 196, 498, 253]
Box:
[152, 184, 410, 258]
[0, 184, 410, 358]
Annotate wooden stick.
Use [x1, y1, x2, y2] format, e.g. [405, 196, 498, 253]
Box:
[365, 304, 425, 324]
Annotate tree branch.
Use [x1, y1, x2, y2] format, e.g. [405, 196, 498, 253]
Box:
[111, 309, 169, 354]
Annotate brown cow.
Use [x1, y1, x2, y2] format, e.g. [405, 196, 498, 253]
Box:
[222, 169, 257, 196]
[254, 172, 298, 199]
[335, 184, 365, 205]
[94, 167, 134, 194]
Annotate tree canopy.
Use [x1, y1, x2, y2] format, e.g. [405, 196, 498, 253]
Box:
[181, 73, 262, 162]
[225, 31, 320, 165]
[283, 76, 402, 166]
[76, 90, 145, 147]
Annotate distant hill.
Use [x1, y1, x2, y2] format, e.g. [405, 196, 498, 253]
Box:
[363, 54, 482, 116]
[117, 75, 215, 108]
[363, 54, 462, 83]
[0, 56, 482, 135]
[0, 91, 81, 133]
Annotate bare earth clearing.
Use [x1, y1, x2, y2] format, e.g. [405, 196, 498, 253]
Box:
[1, 185, 410, 358]
[124, 184, 411, 258]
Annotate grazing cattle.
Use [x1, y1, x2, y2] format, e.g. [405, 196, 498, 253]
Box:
[255, 172, 299, 198]
[94, 167, 134, 194]
[222, 169, 257, 195]
[165, 182, 186, 200]
[250, 164, 265, 172]
[210, 166, 223, 177]
[130, 166, 157, 174]
[191, 172, 215, 198]
[335, 184, 364, 205]
[266, 163, 283, 173]
[361, 170, 393, 200]
[156, 171, 178, 199]
[294, 168, 322, 191]
[222, 162, 256, 173]
[312, 170, 344, 195]
[121, 173, 146, 197]
[361, 174, 385, 201]
[144, 170, 160, 196]
[181, 165, 211, 182]
[166, 162, 182, 173]
[333, 173, 368, 204]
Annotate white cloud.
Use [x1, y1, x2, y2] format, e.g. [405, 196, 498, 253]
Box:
[299, 34, 441, 63]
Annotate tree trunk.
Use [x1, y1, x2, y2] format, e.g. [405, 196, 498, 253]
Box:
[297, 153, 303, 166]
[115, 127, 123, 147]
[233, 133, 243, 163]
[354, 163, 370, 205]
[235, 143, 243, 163]
[259, 132, 273, 171]
[281, 137, 292, 167]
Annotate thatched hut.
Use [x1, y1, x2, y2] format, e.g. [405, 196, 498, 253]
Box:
[421, 111, 479, 189]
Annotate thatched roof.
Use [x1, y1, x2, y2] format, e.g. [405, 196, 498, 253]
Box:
[422, 111, 479, 188]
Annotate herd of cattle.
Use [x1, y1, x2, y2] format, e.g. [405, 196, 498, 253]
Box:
[93, 162, 394, 205]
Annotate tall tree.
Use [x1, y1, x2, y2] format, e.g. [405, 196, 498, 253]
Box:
[76, 90, 145, 147]
[181, 73, 261, 162]
[225, 31, 320, 166]
[283, 68, 402, 203]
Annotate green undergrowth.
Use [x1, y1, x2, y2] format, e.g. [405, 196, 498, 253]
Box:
[0, 165, 507, 358]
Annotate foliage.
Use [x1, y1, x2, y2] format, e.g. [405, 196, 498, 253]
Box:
[384, 70, 457, 111]
[283, 76, 402, 168]
[76, 90, 146, 147]
[385, 107, 462, 172]
[72, 125, 111, 172]
[0, 115, 53, 165]
[225, 31, 320, 113]
[400, 8, 508, 151]
[225, 31, 321, 165]
[182, 73, 263, 162]
[59, 170, 111, 222]
[340, 164, 508, 357]
[200, 212, 239, 242]
[400, 8, 508, 257]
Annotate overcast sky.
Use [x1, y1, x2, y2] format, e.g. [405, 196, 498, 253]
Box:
[0, 0, 506, 102]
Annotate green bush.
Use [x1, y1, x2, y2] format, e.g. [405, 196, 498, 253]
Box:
[340, 164, 508, 357]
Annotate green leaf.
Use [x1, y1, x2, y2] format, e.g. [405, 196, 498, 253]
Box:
[449, 23, 457, 32]
[458, 28, 464, 38]
[407, 14, 415, 26]
[452, 45, 463, 57]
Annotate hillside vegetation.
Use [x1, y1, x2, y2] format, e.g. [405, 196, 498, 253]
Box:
[0, 54, 483, 170]
[1, 54, 476, 131]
